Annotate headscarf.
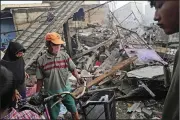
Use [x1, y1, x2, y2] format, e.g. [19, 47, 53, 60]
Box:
[3, 42, 26, 61]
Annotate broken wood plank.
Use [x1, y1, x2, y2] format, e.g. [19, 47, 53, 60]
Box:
[72, 55, 138, 97]
[98, 76, 113, 86]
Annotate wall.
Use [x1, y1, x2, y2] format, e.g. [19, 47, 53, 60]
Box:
[113, 2, 144, 29]
[12, 7, 52, 35]
[69, 4, 110, 28]
[3, 2, 109, 37]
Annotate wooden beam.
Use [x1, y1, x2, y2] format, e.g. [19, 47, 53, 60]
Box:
[63, 20, 73, 57]
[72, 55, 138, 97]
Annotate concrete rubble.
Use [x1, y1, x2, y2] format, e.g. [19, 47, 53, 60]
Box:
[23, 22, 174, 119]
[66, 23, 176, 119]
[2, 1, 178, 119]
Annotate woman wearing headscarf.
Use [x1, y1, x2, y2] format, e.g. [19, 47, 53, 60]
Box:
[0, 41, 29, 101]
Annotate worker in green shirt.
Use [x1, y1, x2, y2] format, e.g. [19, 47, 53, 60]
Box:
[36, 32, 83, 120]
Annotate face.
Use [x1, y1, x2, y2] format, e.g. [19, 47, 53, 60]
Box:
[48, 42, 61, 55]
[153, 0, 179, 35]
[16, 51, 24, 57]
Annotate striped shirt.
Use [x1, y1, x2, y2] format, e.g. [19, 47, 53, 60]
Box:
[36, 51, 76, 94]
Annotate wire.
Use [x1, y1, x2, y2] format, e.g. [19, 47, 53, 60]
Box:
[120, 12, 133, 24]
[134, 1, 144, 21]
[85, 6, 100, 19]
[131, 11, 141, 25]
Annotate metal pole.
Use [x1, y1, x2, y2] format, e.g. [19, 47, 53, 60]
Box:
[63, 20, 73, 57]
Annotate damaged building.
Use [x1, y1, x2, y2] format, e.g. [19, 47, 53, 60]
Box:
[0, 1, 179, 120]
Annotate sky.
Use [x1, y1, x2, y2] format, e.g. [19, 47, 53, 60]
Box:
[1, 1, 42, 4]
[1, 1, 149, 12]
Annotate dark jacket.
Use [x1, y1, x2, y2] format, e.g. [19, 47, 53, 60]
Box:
[162, 49, 179, 120]
[0, 42, 26, 87]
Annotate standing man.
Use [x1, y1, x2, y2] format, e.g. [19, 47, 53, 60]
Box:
[36, 32, 83, 120]
[148, 0, 179, 120]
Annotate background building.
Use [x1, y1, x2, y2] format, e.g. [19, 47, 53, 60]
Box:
[113, 2, 144, 29]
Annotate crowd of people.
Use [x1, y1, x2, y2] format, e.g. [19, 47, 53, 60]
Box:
[0, 0, 179, 119]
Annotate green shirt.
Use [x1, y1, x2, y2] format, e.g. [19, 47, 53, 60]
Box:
[36, 51, 76, 94]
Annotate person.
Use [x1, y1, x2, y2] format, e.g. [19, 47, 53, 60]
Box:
[0, 41, 29, 101]
[148, 1, 179, 120]
[36, 32, 83, 120]
[0, 65, 40, 119]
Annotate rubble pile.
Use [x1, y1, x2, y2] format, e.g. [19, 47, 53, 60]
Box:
[141, 24, 178, 64]
[78, 26, 115, 47]
[70, 23, 174, 119]
[24, 23, 177, 119]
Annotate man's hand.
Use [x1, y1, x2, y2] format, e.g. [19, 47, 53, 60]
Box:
[72, 69, 84, 85]
[77, 77, 84, 85]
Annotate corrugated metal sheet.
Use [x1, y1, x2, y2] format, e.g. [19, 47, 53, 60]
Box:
[13, 1, 84, 69]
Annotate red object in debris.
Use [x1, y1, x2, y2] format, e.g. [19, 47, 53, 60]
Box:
[26, 84, 37, 97]
[95, 61, 102, 66]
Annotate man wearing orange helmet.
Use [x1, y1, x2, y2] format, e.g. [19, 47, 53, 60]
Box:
[36, 32, 83, 120]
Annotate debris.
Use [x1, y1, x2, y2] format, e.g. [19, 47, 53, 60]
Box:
[139, 80, 156, 97]
[1, 51, 4, 59]
[72, 35, 116, 59]
[142, 107, 153, 117]
[125, 48, 167, 65]
[87, 87, 118, 94]
[152, 110, 162, 115]
[72, 56, 138, 97]
[130, 112, 137, 119]
[98, 76, 113, 85]
[84, 53, 97, 71]
[145, 99, 157, 107]
[116, 86, 148, 101]
[127, 102, 141, 113]
[135, 107, 141, 113]
[152, 117, 161, 119]
[80, 70, 94, 78]
[5, 2, 176, 119]
[127, 66, 164, 79]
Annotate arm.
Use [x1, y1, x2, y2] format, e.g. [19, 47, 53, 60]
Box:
[72, 69, 82, 84]
[65, 53, 83, 84]
[36, 59, 44, 92]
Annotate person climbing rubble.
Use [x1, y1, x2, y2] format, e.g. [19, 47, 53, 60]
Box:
[148, 0, 179, 120]
[36, 32, 84, 120]
[0, 42, 29, 107]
